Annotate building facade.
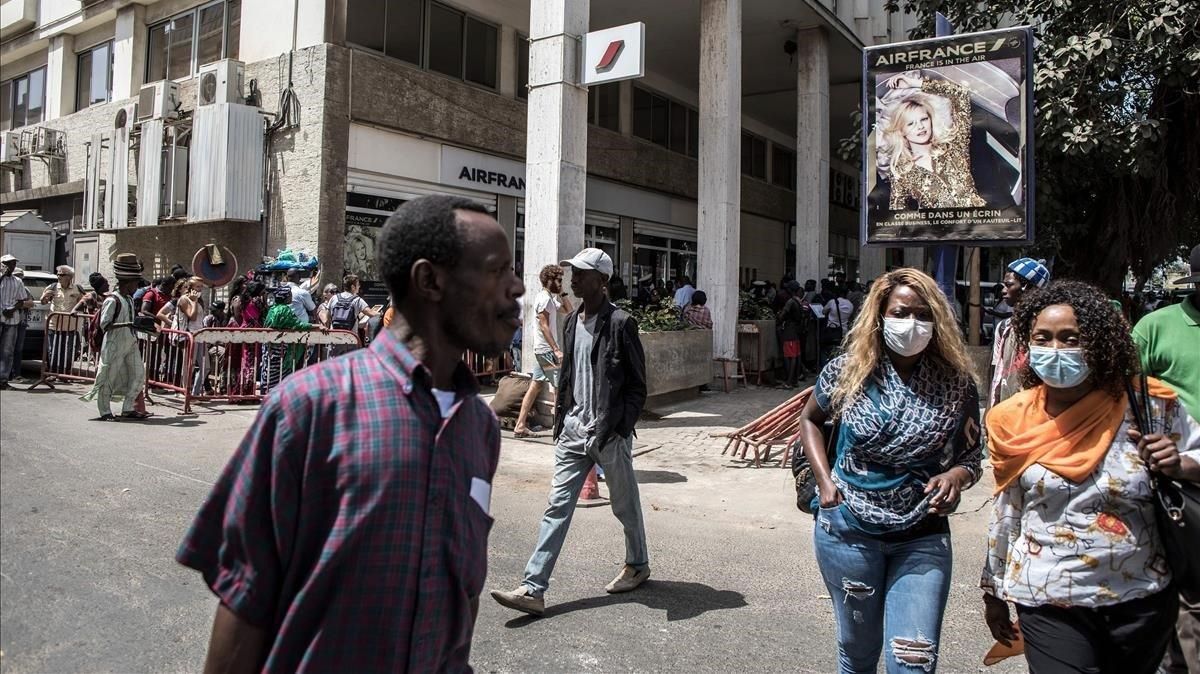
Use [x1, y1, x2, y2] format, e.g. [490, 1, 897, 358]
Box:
[2, 0, 972, 362]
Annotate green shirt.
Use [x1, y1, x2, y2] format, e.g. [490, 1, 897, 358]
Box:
[1133, 297, 1200, 423]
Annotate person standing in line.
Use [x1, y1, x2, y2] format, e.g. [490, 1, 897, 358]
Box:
[174, 277, 209, 397]
[315, 282, 339, 327]
[140, 277, 174, 326]
[988, 257, 1050, 410]
[673, 275, 695, 309]
[0, 254, 33, 390]
[492, 248, 649, 617]
[513, 264, 572, 438]
[7, 267, 32, 382]
[1132, 243, 1200, 674]
[41, 265, 83, 377]
[682, 290, 713, 329]
[285, 266, 317, 322]
[982, 280, 1198, 673]
[177, 195, 524, 672]
[796, 268, 983, 673]
[80, 254, 149, 420]
[820, 284, 854, 366]
[777, 280, 810, 389]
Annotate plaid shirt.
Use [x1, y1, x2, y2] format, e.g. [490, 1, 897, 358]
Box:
[177, 329, 499, 672]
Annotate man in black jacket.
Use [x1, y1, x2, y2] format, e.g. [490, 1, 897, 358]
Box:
[491, 248, 649, 617]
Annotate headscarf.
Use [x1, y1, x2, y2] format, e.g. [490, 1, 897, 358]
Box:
[986, 377, 1177, 493]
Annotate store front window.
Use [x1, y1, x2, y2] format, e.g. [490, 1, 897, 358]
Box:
[829, 233, 860, 283]
[632, 230, 696, 304]
[513, 214, 620, 283]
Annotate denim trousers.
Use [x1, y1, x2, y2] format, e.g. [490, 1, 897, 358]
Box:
[813, 504, 952, 674]
[522, 433, 649, 596]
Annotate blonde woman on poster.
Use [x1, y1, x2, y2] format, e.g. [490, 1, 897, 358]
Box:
[880, 71, 986, 210]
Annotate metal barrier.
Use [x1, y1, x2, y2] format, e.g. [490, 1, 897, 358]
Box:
[463, 349, 513, 383]
[33, 312, 362, 414]
[186, 327, 361, 411]
[34, 312, 100, 385]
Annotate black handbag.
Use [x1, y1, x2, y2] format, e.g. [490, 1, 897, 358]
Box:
[1126, 374, 1200, 593]
[792, 420, 838, 514]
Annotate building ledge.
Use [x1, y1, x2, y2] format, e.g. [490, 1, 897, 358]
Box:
[0, 180, 84, 205]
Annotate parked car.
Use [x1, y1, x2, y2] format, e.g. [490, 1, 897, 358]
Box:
[18, 270, 56, 361]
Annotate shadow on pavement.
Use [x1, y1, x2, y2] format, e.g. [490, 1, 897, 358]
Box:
[503, 580, 747, 627]
[633, 470, 687, 484]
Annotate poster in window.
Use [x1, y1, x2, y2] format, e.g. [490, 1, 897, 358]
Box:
[861, 27, 1033, 245]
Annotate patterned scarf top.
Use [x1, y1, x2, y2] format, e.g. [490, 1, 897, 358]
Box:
[814, 353, 983, 533]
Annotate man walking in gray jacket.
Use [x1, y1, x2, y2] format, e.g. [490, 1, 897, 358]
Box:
[491, 248, 649, 616]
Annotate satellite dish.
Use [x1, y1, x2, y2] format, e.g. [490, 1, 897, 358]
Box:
[192, 245, 239, 287]
[199, 72, 218, 106]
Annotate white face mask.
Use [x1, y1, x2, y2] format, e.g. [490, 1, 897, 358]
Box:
[882, 317, 934, 356]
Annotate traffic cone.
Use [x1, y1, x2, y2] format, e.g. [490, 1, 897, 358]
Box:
[577, 466, 609, 508]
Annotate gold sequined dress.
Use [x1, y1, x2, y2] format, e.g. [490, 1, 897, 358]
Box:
[888, 78, 986, 210]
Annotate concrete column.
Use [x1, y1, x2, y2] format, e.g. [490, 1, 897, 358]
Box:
[495, 194, 518, 256]
[794, 28, 830, 285]
[46, 34, 76, 119]
[499, 26, 518, 98]
[619, 215, 634, 285]
[698, 0, 741, 361]
[112, 4, 146, 100]
[522, 0, 588, 372]
[618, 79, 633, 136]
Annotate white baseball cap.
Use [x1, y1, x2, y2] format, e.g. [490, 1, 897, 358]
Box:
[560, 248, 614, 278]
[0, 254, 17, 264]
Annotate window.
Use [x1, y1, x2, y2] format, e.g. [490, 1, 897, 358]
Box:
[516, 35, 528, 100]
[772, 144, 795, 190]
[76, 42, 113, 111]
[146, 1, 241, 81]
[632, 231, 697, 298]
[741, 132, 767, 180]
[588, 82, 619, 131]
[1, 67, 46, 130]
[632, 86, 699, 157]
[347, 1, 498, 89]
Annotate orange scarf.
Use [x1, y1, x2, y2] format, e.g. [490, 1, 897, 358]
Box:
[985, 378, 1177, 494]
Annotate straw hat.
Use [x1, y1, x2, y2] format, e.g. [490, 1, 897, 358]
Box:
[113, 253, 145, 280]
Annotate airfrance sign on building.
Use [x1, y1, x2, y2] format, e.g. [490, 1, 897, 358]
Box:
[581, 22, 646, 86]
[439, 145, 527, 198]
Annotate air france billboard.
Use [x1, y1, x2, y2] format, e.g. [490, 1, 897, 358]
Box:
[861, 27, 1034, 245]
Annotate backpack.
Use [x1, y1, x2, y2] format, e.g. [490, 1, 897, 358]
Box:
[88, 296, 120, 353]
[330, 294, 356, 329]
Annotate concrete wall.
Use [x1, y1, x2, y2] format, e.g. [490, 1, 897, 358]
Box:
[642, 328, 713, 397]
[97, 219, 263, 287]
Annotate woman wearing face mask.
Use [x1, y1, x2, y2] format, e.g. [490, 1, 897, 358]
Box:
[797, 268, 983, 673]
[981, 281, 1199, 672]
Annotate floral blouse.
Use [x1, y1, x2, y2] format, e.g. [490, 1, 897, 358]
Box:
[982, 396, 1200, 608]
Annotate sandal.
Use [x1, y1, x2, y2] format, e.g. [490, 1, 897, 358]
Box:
[121, 411, 153, 419]
[95, 414, 119, 422]
[513, 429, 532, 438]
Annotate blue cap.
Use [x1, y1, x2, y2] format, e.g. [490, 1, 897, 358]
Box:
[1007, 258, 1050, 288]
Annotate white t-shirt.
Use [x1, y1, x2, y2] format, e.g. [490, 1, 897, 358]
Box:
[329, 292, 369, 326]
[531, 289, 562, 355]
[559, 314, 597, 453]
[824, 298, 854, 328]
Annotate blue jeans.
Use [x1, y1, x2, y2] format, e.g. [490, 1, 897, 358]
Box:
[813, 504, 952, 673]
[522, 433, 648, 595]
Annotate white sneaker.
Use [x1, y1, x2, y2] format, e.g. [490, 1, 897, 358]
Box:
[605, 564, 650, 593]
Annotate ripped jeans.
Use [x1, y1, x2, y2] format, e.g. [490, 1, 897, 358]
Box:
[813, 504, 953, 674]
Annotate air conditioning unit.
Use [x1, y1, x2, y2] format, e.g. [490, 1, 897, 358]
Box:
[31, 127, 65, 155]
[0, 132, 20, 164]
[113, 102, 137, 131]
[138, 81, 180, 122]
[197, 59, 245, 107]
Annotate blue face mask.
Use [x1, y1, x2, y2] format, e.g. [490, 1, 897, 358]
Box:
[1028, 345, 1091, 388]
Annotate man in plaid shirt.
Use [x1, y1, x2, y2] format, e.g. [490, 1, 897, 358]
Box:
[177, 195, 524, 672]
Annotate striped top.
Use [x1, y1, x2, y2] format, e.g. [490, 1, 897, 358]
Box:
[0, 275, 31, 326]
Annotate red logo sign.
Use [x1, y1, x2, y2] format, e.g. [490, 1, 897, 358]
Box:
[596, 40, 625, 72]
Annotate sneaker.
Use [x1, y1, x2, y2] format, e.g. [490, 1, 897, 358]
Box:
[490, 586, 545, 616]
[605, 564, 650, 594]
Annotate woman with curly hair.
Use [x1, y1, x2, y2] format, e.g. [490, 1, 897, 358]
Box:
[981, 280, 1200, 672]
[797, 267, 983, 673]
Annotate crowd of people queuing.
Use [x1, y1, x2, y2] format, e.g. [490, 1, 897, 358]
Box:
[2, 194, 1197, 672]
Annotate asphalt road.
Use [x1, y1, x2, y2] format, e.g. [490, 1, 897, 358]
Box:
[0, 382, 1022, 673]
